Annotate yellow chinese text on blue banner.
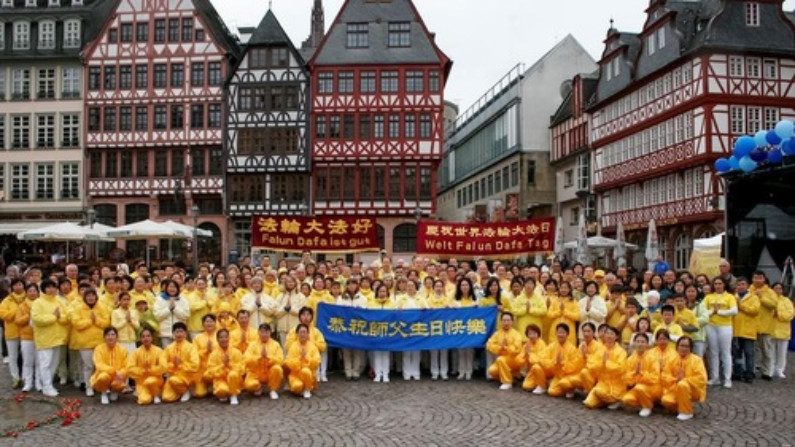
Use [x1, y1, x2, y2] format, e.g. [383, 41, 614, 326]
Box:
[316, 303, 498, 352]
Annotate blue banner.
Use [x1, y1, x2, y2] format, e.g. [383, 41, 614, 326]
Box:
[316, 303, 498, 352]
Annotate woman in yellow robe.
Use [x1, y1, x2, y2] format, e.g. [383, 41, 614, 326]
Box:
[621, 332, 661, 417]
[545, 281, 580, 344]
[284, 324, 321, 398]
[126, 328, 166, 405]
[205, 329, 245, 405]
[515, 324, 547, 392]
[660, 336, 707, 421]
[71, 289, 111, 397]
[90, 327, 128, 405]
[486, 312, 523, 389]
[583, 326, 627, 409]
[244, 324, 284, 399]
[528, 323, 583, 396]
[510, 279, 547, 336]
[191, 314, 218, 399]
[162, 322, 200, 403]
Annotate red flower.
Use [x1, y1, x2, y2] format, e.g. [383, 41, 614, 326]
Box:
[71, 411, 81, 419]
[14, 394, 24, 403]
[61, 417, 73, 427]
[5, 431, 19, 438]
[26, 420, 39, 430]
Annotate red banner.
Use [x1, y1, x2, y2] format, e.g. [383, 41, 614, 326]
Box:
[251, 216, 380, 253]
[416, 217, 556, 258]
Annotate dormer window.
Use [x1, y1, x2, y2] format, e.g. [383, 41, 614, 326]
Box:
[25, 0, 36, 7]
[63, 19, 80, 48]
[0, 23, 4, 49]
[39, 20, 56, 49]
[346, 23, 368, 48]
[387, 22, 411, 47]
[2, 0, 14, 8]
[613, 57, 621, 77]
[745, 2, 759, 27]
[647, 33, 656, 55]
[72, 0, 83, 5]
[48, 0, 60, 6]
[13, 21, 30, 50]
[657, 27, 665, 50]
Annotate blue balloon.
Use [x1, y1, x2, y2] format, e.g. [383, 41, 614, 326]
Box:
[714, 158, 731, 172]
[729, 155, 740, 170]
[749, 149, 767, 163]
[766, 130, 782, 146]
[782, 138, 795, 156]
[768, 148, 783, 164]
[753, 130, 768, 147]
[774, 120, 794, 139]
[734, 136, 756, 157]
[738, 156, 757, 173]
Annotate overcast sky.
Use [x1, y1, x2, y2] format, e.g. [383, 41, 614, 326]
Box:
[215, 0, 795, 110]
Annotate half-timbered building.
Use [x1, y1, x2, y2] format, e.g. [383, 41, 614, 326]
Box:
[226, 10, 309, 257]
[307, 0, 451, 257]
[83, 0, 239, 262]
[589, 0, 795, 270]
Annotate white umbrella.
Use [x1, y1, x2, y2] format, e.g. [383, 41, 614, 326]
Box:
[575, 210, 588, 265]
[554, 219, 565, 259]
[107, 220, 186, 267]
[645, 218, 659, 272]
[162, 220, 212, 238]
[614, 220, 627, 267]
[564, 236, 638, 250]
[17, 222, 108, 262]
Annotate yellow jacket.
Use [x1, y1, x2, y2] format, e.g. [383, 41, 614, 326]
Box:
[703, 292, 737, 326]
[99, 290, 118, 311]
[162, 339, 200, 376]
[187, 291, 212, 333]
[286, 326, 327, 353]
[425, 294, 451, 309]
[733, 292, 760, 340]
[205, 346, 244, 381]
[0, 292, 26, 339]
[510, 292, 547, 335]
[661, 353, 707, 402]
[486, 327, 524, 357]
[70, 302, 111, 350]
[30, 293, 70, 349]
[605, 295, 626, 329]
[307, 290, 335, 318]
[244, 338, 284, 379]
[398, 295, 426, 310]
[539, 341, 583, 377]
[772, 295, 794, 340]
[92, 342, 128, 376]
[14, 299, 35, 341]
[367, 297, 397, 310]
[129, 290, 155, 308]
[673, 307, 698, 330]
[111, 307, 141, 344]
[192, 331, 219, 371]
[581, 339, 606, 375]
[210, 294, 241, 316]
[514, 339, 547, 369]
[545, 297, 580, 344]
[649, 344, 677, 374]
[126, 345, 166, 380]
[284, 340, 320, 373]
[751, 284, 777, 336]
[230, 326, 259, 354]
[263, 281, 280, 298]
[591, 344, 628, 394]
[623, 349, 661, 388]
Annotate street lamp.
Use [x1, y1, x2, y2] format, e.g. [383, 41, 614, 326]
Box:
[191, 204, 200, 274]
[413, 206, 423, 222]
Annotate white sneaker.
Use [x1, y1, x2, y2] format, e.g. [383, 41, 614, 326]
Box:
[320, 376, 328, 383]
[2, 357, 9, 364]
[109, 392, 119, 401]
[565, 392, 574, 399]
[86, 387, 94, 397]
[532, 386, 546, 395]
[775, 372, 786, 379]
[723, 381, 732, 389]
[431, 374, 438, 380]
[639, 408, 652, 418]
[180, 391, 191, 402]
[383, 376, 390, 383]
[59, 377, 68, 386]
[303, 390, 311, 399]
[42, 387, 59, 397]
[499, 384, 512, 390]
[270, 391, 279, 400]
[707, 379, 720, 386]
[101, 393, 110, 405]
[154, 396, 161, 405]
[608, 402, 621, 410]
[73, 380, 81, 388]
[677, 413, 694, 421]
[230, 396, 239, 406]
[22, 385, 32, 393]
[373, 375, 381, 383]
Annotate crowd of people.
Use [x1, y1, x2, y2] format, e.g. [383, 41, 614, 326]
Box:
[0, 252, 792, 421]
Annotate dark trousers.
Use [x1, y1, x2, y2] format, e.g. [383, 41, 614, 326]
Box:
[732, 337, 755, 380]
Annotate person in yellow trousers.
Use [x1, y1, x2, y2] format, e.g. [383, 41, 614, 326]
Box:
[545, 281, 580, 344]
[31, 279, 70, 397]
[566, 322, 605, 396]
[0, 279, 26, 388]
[510, 278, 547, 337]
[111, 292, 140, 367]
[515, 325, 547, 392]
[284, 324, 321, 399]
[582, 326, 627, 410]
[126, 328, 166, 405]
[732, 277, 760, 383]
[205, 329, 244, 406]
[530, 324, 583, 397]
[91, 327, 128, 405]
[750, 271, 777, 380]
[660, 336, 707, 421]
[621, 333, 662, 417]
[162, 322, 200, 403]
[192, 314, 218, 399]
[486, 312, 524, 390]
[244, 324, 284, 400]
[71, 289, 111, 397]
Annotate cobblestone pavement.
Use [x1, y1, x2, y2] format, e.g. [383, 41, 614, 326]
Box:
[1, 353, 794, 446]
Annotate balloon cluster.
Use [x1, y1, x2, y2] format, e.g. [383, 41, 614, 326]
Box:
[715, 120, 795, 174]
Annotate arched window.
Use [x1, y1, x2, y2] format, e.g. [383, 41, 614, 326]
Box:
[658, 234, 668, 264]
[674, 233, 691, 271]
[392, 223, 417, 253]
[377, 224, 385, 250]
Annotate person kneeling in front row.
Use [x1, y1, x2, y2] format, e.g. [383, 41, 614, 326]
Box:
[244, 324, 284, 400]
[162, 322, 199, 403]
[205, 329, 245, 405]
[486, 312, 523, 390]
[90, 327, 128, 405]
[660, 336, 707, 421]
[127, 328, 166, 405]
[284, 324, 320, 399]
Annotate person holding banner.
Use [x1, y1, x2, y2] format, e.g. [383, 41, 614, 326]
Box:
[529, 324, 583, 396]
[285, 307, 327, 380]
[275, 276, 306, 347]
[244, 324, 284, 400]
[486, 312, 523, 389]
[337, 279, 367, 380]
[284, 324, 320, 399]
[307, 276, 334, 381]
[398, 279, 425, 381]
[427, 279, 452, 380]
[454, 278, 478, 381]
[480, 278, 505, 378]
[368, 284, 396, 382]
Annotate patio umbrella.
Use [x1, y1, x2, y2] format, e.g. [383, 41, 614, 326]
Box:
[554, 219, 565, 259]
[162, 220, 212, 238]
[614, 221, 627, 267]
[645, 219, 659, 272]
[17, 222, 108, 262]
[575, 210, 588, 265]
[107, 220, 185, 267]
[563, 236, 638, 250]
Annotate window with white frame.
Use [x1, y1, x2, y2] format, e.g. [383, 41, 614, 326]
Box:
[62, 114, 79, 147]
[657, 27, 665, 49]
[647, 33, 656, 55]
[10, 164, 29, 200]
[762, 59, 777, 79]
[730, 107, 745, 134]
[613, 57, 620, 77]
[36, 114, 54, 148]
[62, 67, 81, 98]
[657, 177, 665, 204]
[747, 107, 761, 134]
[746, 57, 760, 78]
[764, 108, 779, 130]
[13, 21, 30, 50]
[674, 233, 691, 270]
[60, 162, 79, 199]
[11, 115, 29, 149]
[64, 20, 81, 48]
[745, 2, 760, 27]
[0, 22, 5, 50]
[37, 68, 55, 99]
[564, 169, 574, 188]
[685, 168, 694, 198]
[35, 163, 54, 200]
[729, 56, 744, 77]
[693, 167, 704, 196]
[38, 20, 55, 49]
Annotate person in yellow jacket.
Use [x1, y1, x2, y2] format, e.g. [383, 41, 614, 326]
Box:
[703, 277, 737, 387]
[244, 324, 284, 400]
[654, 305, 684, 348]
[486, 312, 524, 389]
[284, 323, 321, 399]
[528, 323, 583, 396]
[770, 283, 793, 378]
[510, 278, 547, 337]
[99, 277, 119, 311]
[545, 281, 580, 344]
[565, 322, 605, 396]
[427, 279, 452, 380]
[660, 336, 707, 421]
[604, 285, 627, 331]
[30, 279, 70, 397]
[60, 278, 81, 388]
[583, 326, 627, 409]
[285, 307, 328, 382]
[126, 328, 166, 405]
[398, 280, 425, 380]
[130, 277, 155, 309]
[618, 298, 641, 349]
[750, 271, 777, 379]
[306, 276, 334, 323]
[90, 327, 128, 405]
[621, 332, 662, 417]
[187, 277, 212, 337]
[262, 270, 281, 298]
[162, 322, 200, 403]
[71, 289, 111, 397]
[732, 277, 760, 383]
[649, 329, 677, 380]
[111, 292, 140, 355]
[192, 314, 218, 399]
[0, 279, 26, 388]
[515, 325, 547, 392]
[205, 329, 245, 405]
[275, 276, 307, 347]
[367, 284, 396, 382]
[230, 309, 258, 355]
[211, 282, 242, 316]
[16, 283, 39, 392]
[453, 278, 478, 380]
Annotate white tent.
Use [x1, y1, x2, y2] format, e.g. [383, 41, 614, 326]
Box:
[17, 222, 111, 262]
[106, 219, 184, 240]
[162, 220, 212, 238]
[564, 236, 639, 250]
[689, 233, 724, 278]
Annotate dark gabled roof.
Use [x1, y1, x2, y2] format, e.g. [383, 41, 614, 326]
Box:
[788, 9, 795, 27]
[550, 72, 598, 127]
[193, 0, 240, 58]
[87, 0, 117, 48]
[248, 9, 291, 47]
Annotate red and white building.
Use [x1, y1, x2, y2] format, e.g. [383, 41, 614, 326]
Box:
[307, 0, 451, 257]
[83, 0, 239, 262]
[589, 0, 795, 270]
